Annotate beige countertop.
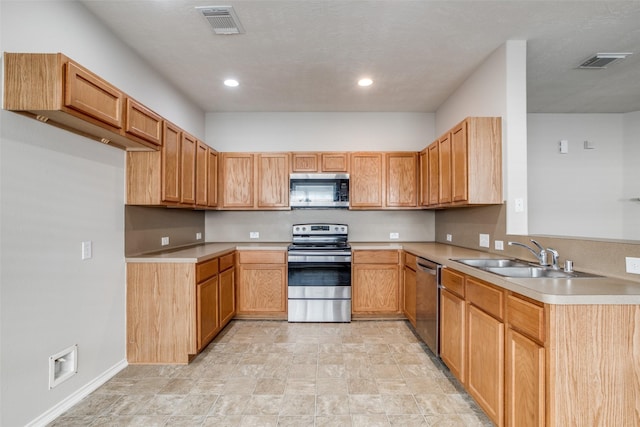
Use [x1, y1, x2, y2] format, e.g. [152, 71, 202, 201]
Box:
[126, 241, 640, 305]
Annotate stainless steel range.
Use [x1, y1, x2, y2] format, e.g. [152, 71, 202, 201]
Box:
[287, 223, 351, 322]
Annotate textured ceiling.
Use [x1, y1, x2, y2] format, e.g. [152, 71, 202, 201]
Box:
[81, 1, 640, 113]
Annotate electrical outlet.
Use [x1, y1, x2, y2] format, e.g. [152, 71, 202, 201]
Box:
[81, 241, 92, 260]
[514, 198, 524, 213]
[249, 231, 259, 239]
[495, 240, 504, 251]
[390, 232, 400, 240]
[196, 232, 202, 240]
[161, 236, 169, 246]
[479, 234, 490, 248]
[446, 234, 452, 242]
[626, 257, 640, 274]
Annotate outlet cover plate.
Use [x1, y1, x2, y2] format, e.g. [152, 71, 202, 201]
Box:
[196, 232, 202, 240]
[479, 234, 490, 248]
[446, 234, 452, 242]
[495, 240, 504, 251]
[390, 232, 400, 240]
[626, 257, 640, 274]
[249, 231, 259, 239]
[161, 236, 169, 246]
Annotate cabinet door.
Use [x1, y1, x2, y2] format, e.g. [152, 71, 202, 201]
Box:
[219, 267, 235, 328]
[161, 121, 181, 203]
[257, 153, 289, 208]
[440, 288, 466, 382]
[467, 305, 505, 427]
[403, 266, 417, 326]
[237, 265, 286, 314]
[207, 148, 218, 207]
[451, 121, 469, 202]
[438, 133, 452, 204]
[427, 142, 439, 206]
[506, 328, 545, 427]
[291, 153, 318, 172]
[419, 149, 429, 207]
[352, 264, 400, 313]
[125, 98, 163, 147]
[321, 153, 349, 172]
[197, 275, 219, 352]
[350, 153, 384, 208]
[221, 153, 254, 208]
[386, 152, 418, 207]
[64, 61, 123, 129]
[195, 140, 208, 207]
[180, 132, 197, 205]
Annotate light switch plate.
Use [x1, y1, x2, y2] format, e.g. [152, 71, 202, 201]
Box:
[81, 241, 92, 260]
[479, 234, 490, 248]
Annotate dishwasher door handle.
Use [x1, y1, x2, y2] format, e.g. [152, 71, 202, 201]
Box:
[416, 263, 437, 275]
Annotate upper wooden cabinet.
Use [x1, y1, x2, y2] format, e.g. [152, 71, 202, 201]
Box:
[126, 121, 214, 208]
[351, 152, 419, 209]
[219, 152, 290, 209]
[3, 52, 158, 151]
[386, 152, 418, 207]
[423, 117, 502, 208]
[291, 152, 349, 172]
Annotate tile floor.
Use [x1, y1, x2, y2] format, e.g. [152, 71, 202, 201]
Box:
[49, 320, 493, 426]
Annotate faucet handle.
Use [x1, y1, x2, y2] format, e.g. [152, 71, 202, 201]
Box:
[546, 248, 560, 269]
[530, 239, 545, 252]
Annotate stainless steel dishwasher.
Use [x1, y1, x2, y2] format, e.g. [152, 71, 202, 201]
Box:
[415, 257, 442, 356]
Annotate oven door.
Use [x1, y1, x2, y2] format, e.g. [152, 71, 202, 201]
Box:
[287, 258, 351, 289]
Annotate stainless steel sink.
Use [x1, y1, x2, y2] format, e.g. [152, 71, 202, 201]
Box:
[455, 258, 530, 268]
[453, 258, 601, 279]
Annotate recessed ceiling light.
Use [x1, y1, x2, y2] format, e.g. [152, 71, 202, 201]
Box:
[358, 78, 373, 87]
[224, 79, 239, 87]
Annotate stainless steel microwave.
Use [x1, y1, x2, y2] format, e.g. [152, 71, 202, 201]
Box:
[289, 173, 349, 208]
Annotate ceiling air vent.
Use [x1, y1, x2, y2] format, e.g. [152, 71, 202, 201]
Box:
[578, 53, 632, 69]
[196, 6, 245, 35]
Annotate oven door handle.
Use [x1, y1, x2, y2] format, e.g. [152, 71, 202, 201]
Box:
[288, 255, 352, 263]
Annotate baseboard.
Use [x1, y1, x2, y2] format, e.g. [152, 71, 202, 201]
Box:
[25, 359, 128, 427]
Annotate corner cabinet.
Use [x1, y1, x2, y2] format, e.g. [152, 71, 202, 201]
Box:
[423, 117, 502, 208]
[3, 52, 159, 151]
[402, 252, 417, 326]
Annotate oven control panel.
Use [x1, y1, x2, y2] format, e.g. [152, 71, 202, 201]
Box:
[293, 223, 348, 235]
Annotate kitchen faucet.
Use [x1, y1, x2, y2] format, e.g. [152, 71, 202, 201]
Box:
[508, 239, 552, 267]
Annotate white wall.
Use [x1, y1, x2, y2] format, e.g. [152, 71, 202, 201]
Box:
[528, 113, 637, 241]
[205, 112, 437, 239]
[206, 112, 434, 152]
[435, 40, 528, 236]
[0, 2, 205, 425]
[623, 111, 640, 240]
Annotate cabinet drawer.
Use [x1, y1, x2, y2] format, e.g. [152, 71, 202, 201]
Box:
[353, 250, 399, 264]
[507, 294, 545, 343]
[404, 252, 417, 271]
[466, 277, 504, 320]
[196, 258, 219, 283]
[219, 252, 235, 271]
[239, 250, 285, 264]
[441, 268, 465, 298]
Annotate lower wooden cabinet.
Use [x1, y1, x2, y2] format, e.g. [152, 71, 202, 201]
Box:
[236, 250, 287, 318]
[403, 252, 417, 326]
[440, 287, 466, 382]
[352, 250, 400, 315]
[126, 251, 236, 364]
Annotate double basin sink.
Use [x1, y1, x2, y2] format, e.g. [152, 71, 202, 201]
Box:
[454, 258, 600, 279]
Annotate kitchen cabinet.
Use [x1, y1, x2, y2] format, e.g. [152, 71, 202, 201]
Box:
[236, 250, 287, 318]
[126, 251, 236, 364]
[127, 121, 209, 208]
[257, 153, 290, 208]
[196, 258, 219, 352]
[402, 252, 417, 326]
[291, 152, 349, 172]
[350, 152, 384, 208]
[219, 153, 289, 209]
[419, 149, 429, 207]
[506, 294, 545, 427]
[386, 152, 418, 207]
[440, 269, 466, 382]
[352, 250, 400, 315]
[3, 52, 158, 151]
[427, 117, 502, 208]
[207, 148, 219, 208]
[466, 277, 505, 427]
